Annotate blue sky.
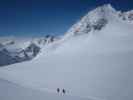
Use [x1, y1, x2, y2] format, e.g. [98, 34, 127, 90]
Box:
[0, 0, 133, 37]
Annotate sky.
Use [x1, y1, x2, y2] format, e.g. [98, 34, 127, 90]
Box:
[0, 0, 133, 37]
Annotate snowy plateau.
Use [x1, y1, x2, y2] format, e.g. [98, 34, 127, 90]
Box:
[0, 4, 133, 100]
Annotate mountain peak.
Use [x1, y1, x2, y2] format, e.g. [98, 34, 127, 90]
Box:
[64, 4, 133, 39]
[98, 4, 116, 12]
[85, 4, 116, 23]
[64, 4, 115, 38]
[92, 4, 116, 13]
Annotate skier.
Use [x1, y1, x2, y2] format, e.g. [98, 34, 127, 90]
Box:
[57, 88, 60, 93]
[62, 89, 66, 94]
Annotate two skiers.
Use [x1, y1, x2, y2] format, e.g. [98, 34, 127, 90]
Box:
[57, 88, 66, 94]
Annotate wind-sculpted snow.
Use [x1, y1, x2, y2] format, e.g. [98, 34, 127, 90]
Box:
[0, 4, 133, 100]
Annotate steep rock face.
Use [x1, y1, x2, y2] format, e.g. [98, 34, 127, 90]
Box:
[24, 43, 41, 58]
[0, 49, 18, 66]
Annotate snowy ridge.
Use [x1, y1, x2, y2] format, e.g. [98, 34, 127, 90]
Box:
[0, 35, 58, 66]
[64, 4, 116, 38]
[119, 10, 133, 23]
[64, 4, 133, 39]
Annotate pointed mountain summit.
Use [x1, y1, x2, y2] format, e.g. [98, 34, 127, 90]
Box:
[64, 4, 133, 39]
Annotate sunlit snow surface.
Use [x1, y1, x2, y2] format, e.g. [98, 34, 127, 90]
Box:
[0, 79, 91, 100]
[0, 4, 133, 100]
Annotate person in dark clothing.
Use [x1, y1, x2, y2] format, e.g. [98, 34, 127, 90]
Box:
[62, 89, 66, 94]
[57, 88, 60, 93]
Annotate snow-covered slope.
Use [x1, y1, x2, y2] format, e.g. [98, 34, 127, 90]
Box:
[0, 4, 133, 100]
[0, 79, 91, 100]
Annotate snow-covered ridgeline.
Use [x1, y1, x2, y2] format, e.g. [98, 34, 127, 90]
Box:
[63, 4, 133, 39]
[0, 35, 59, 66]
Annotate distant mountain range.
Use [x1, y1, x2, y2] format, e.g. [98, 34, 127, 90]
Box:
[0, 35, 59, 66]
